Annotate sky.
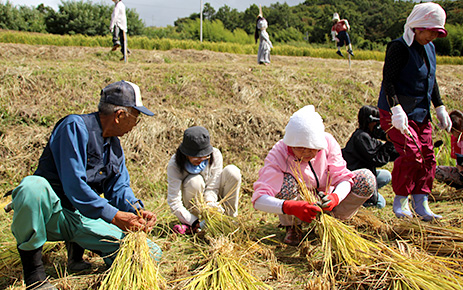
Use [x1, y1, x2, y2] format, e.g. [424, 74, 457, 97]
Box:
[5, 0, 305, 27]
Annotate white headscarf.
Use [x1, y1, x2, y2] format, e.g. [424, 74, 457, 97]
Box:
[257, 18, 268, 30]
[283, 105, 327, 150]
[403, 2, 447, 46]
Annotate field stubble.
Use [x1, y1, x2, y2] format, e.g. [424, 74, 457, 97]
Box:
[0, 43, 463, 289]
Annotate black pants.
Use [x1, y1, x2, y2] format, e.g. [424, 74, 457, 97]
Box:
[112, 26, 129, 55]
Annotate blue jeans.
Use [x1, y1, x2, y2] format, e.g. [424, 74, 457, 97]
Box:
[376, 169, 392, 189]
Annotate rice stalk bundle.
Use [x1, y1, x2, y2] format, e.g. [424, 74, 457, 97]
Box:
[195, 185, 244, 240]
[198, 205, 241, 238]
[291, 164, 377, 278]
[291, 164, 463, 289]
[369, 240, 463, 290]
[182, 236, 272, 290]
[98, 231, 165, 290]
[393, 219, 463, 256]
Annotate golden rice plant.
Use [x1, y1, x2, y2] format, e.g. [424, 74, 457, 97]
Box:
[369, 240, 463, 290]
[197, 205, 240, 238]
[181, 236, 272, 290]
[194, 185, 244, 240]
[291, 163, 463, 289]
[98, 231, 165, 290]
[291, 164, 377, 279]
[393, 219, 463, 256]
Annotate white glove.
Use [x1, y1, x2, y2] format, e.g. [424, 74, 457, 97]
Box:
[206, 201, 225, 213]
[391, 105, 411, 136]
[436, 105, 452, 132]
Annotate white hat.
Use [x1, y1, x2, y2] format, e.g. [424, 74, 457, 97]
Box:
[403, 2, 447, 46]
[332, 13, 340, 22]
[283, 105, 327, 150]
[257, 18, 268, 30]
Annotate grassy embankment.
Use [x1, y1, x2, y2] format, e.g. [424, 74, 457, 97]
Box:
[1, 32, 463, 289]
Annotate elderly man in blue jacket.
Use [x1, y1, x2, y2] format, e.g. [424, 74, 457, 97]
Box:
[10, 80, 161, 289]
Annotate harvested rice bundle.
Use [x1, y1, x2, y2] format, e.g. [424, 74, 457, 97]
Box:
[291, 165, 378, 277]
[393, 220, 463, 256]
[98, 231, 165, 290]
[183, 236, 272, 290]
[195, 189, 245, 240]
[370, 240, 463, 290]
[198, 205, 241, 238]
[292, 165, 463, 289]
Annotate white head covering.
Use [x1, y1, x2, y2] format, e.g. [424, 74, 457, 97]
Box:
[257, 18, 268, 30]
[283, 105, 327, 150]
[332, 13, 340, 22]
[403, 2, 447, 46]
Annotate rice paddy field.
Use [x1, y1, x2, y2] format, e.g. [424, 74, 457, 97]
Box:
[1, 39, 463, 289]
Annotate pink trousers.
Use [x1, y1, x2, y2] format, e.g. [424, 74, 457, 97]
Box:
[379, 109, 436, 196]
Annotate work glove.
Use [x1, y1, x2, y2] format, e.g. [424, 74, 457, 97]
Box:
[391, 105, 411, 136]
[317, 192, 340, 212]
[172, 220, 206, 235]
[282, 200, 321, 223]
[435, 105, 452, 132]
[206, 201, 225, 213]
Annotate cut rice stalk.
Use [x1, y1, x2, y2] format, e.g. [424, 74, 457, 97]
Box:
[291, 164, 377, 278]
[291, 163, 463, 289]
[181, 236, 272, 290]
[98, 231, 165, 290]
[393, 219, 463, 256]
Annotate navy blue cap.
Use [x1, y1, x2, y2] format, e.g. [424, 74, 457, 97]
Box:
[101, 80, 154, 116]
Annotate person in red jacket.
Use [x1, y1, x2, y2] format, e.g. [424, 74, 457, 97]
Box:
[331, 13, 354, 57]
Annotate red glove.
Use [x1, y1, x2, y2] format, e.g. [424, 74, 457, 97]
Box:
[317, 192, 339, 212]
[282, 200, 321, 223]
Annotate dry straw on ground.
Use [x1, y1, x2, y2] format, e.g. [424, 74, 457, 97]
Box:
[292, 163, 463, 289]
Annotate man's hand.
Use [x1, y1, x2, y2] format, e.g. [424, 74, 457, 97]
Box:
[391, 105, 411, 136]
[111, 210, 155, 232]
[140, 210, 157, 232]
[317, 192, 340, 212]
[282, 200, 321, 223]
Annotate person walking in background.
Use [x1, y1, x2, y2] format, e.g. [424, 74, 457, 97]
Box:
[167, 126, 241, 235]
[435, 109, 463, 189]
[255, 14, 273, 65]
[342, 105, 399, 209]
[10, 81, 162, 289]
[252, 105, 376, 246]
[377, 2, 451, 221]
[331, 12, 354, 57]
[110, 0, 130, 60]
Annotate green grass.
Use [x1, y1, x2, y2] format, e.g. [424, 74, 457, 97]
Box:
[2, 29, 463, 64]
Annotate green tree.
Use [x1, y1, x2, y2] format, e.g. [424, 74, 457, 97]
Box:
[214, 5, 241, 32]
[45, 0, 144, 36]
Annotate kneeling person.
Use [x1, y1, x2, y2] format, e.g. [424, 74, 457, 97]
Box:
[10, 81, 162, 290]
[252, 105, 376, 246]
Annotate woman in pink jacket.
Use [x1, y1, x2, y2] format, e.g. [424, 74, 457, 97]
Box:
[252, 105, 376, 246]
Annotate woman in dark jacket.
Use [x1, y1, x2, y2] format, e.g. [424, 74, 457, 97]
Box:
[377, 2, 451, 220]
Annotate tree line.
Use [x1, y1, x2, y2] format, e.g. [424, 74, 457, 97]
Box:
[1, 0, 462, 56]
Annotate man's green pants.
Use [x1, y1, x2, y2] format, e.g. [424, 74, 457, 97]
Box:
[11, 176, 162, 264]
